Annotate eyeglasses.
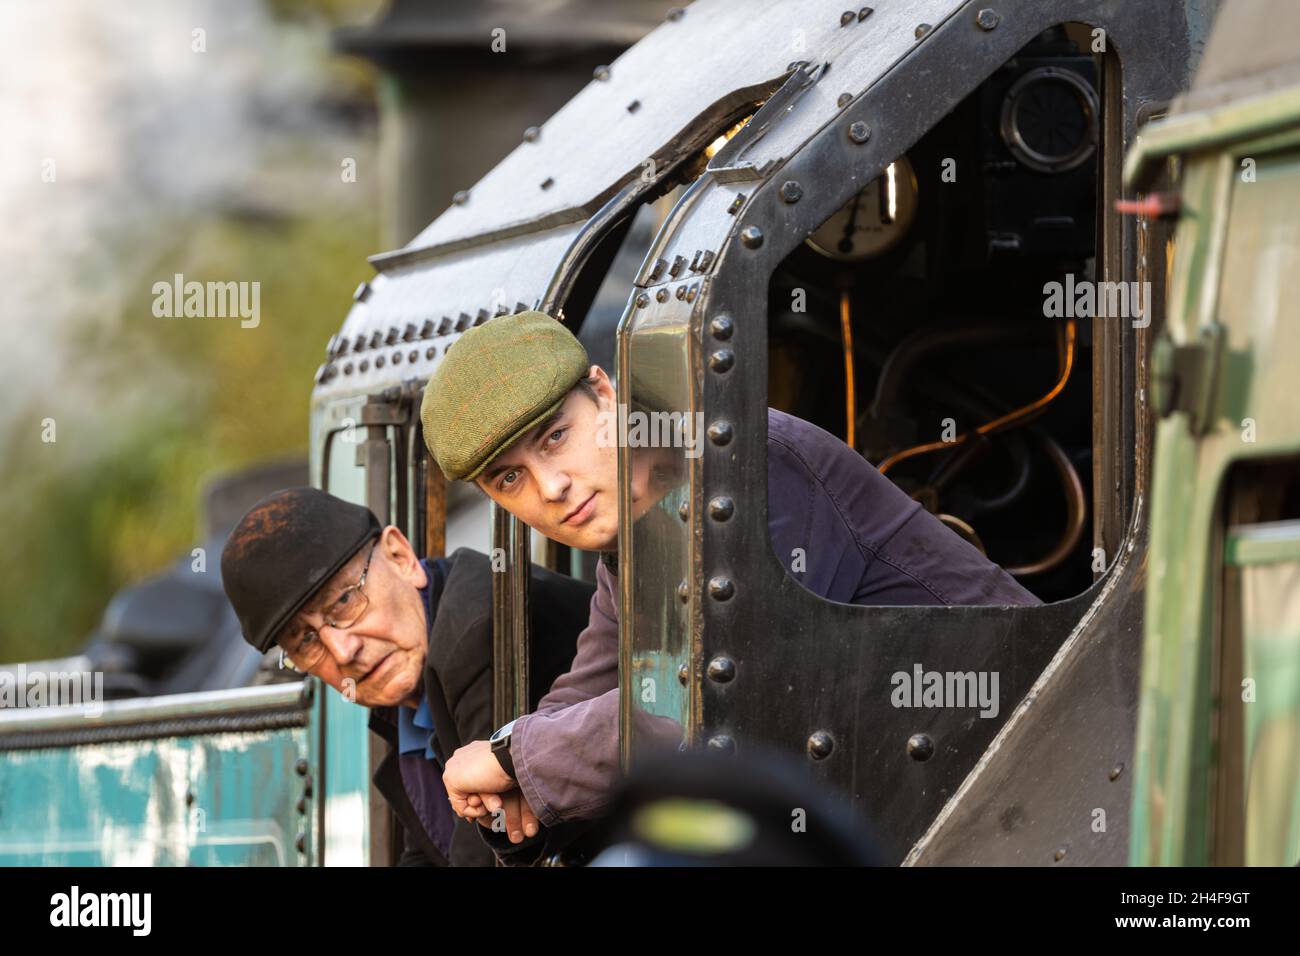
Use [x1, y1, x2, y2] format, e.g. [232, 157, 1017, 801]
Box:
[278, 539, 378, 674]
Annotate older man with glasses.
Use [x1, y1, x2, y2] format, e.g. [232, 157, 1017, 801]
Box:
[219, 486, 594, 866]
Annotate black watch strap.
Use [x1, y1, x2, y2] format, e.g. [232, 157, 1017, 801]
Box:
[489, 720, 517, 781]
[491, 743, 516, 781]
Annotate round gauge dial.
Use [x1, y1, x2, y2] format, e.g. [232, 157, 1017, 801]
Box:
[805, 156, 919, 261]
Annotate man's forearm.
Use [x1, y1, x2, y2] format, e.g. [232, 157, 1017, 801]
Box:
[510, 688, 620, 828]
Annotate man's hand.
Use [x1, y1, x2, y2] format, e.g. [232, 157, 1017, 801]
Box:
[474, 788, 540, 843]
[443, 738, 515, 819]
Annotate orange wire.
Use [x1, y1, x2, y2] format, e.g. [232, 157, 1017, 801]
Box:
[841, 289, 856, 449]
[878, 320, 1076, 476]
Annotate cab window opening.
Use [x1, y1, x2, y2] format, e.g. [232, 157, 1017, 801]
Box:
[766, 23, 1108, 604]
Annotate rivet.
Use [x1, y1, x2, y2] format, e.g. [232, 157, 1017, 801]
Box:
[419, 319, 435, 338]
[385, 326, 400, 345]
[807, 731, 834, 759]
[740, 225, 764, 248]
[706, 657, 736, 683]
[648, 257, 668, 280]
[523, 126, 540, 143]
[655, 288, 669, 302]
[708, 496, 734, 520]
[677, 662, 689, 685]
[343, 362, 354, 374]
[302, 776, 313, 798]
[707, 576, 735, 601]
[685, 283, 699, 303]
[369, 331, 383, 349]
[678, 500, 689, 521]
[1109, 763, 1124, 781]
[540, 177, 554, 190]
[669, 255, 687, 277]
[409, 349, 418, 363]
[976, 8, 999, 30]
[593, 64, 611, 81]
[675, 284, 687, 300]
[848, 121, 871, 144]
[627, 99, 641, 113]
[706, 735, 736, 754]
[1054, 848, 1066, 862]
[402, 322, 417, 341]
[296, 832, 307, 854]
[677, 580, 690, 602]
[636, 292, 650, 308]
[296, 797, 307, 815]
[858, 6, 873, 20]
[779, 180, 803, 203]
[425, 347, 436, 360]
[709, 349, 734, 372]
[707, 421, 734, 445]
[375, 355, 386, 368]
[839, 10, 855, 26]
[358, 359, 369, 373]
[666, 6, 685, 21]
[710, 315, 734, 340]
[906, 733, 934, 761]
[452, 190, 469, 205]
[295, 759, 309, 777]
[915, 23, 931, 39]
[393, 351, 402, 364]
[353, 334, 367, 352]
[185, 790, 195, 807]
[727, 193, 746, 215]
[698, 249, 716, 271]
[837, 92, 853, 108]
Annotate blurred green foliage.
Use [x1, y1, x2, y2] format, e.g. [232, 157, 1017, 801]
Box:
[0, 202, 378, 662]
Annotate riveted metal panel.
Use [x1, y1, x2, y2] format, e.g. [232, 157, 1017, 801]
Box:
[618, 0, 1196, 863]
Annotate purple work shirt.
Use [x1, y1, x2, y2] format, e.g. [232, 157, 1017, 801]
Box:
[509, 407, 1041, 828]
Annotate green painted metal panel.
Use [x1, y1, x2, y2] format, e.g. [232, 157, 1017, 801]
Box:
[1133, 118, 1300, 864]
[1237, 559, 1300, 865]
[1225, 520, 1300, 566]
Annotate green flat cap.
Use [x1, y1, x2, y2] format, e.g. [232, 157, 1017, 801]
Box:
[420, 310, 590, 481]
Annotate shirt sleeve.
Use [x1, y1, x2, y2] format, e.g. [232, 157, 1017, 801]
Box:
[508, 560, 621, 827]
[530, 559, 619, 716]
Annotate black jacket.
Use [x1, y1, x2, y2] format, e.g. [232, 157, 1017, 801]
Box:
[366, 547, 595, 866]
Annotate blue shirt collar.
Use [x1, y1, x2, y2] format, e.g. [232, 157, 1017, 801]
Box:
[395, 557, 451, 760]
[397, 690, 438, 758]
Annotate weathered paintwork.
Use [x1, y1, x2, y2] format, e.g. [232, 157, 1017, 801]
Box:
[1127, 75, 1300, 864]
[0, 678, 375, 866]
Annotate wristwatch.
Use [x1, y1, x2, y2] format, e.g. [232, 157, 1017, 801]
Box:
[488, 719, 517, 781]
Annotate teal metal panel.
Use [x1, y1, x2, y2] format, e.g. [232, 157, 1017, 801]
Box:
[0, 681, 322, 866]
[321, 685, 373, 866]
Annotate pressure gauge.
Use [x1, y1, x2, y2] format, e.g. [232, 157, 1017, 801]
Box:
[805, 156, 919, 261]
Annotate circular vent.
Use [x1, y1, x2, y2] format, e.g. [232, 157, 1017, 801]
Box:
[1000, 67, 1100, 174]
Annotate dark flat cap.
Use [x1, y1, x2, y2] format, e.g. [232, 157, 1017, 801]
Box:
[220, 487, 381, 653]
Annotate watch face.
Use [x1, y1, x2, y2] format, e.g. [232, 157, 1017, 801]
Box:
[490, 718, 516, 742]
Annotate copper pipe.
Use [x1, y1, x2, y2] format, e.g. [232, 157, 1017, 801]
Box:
[1004, 433, 1088, 577]
[878, 320, 1076, 475]
[840, 289, 856, 449]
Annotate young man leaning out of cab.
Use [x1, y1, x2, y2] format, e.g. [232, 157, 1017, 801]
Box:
[420, 310, 1040, 862]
